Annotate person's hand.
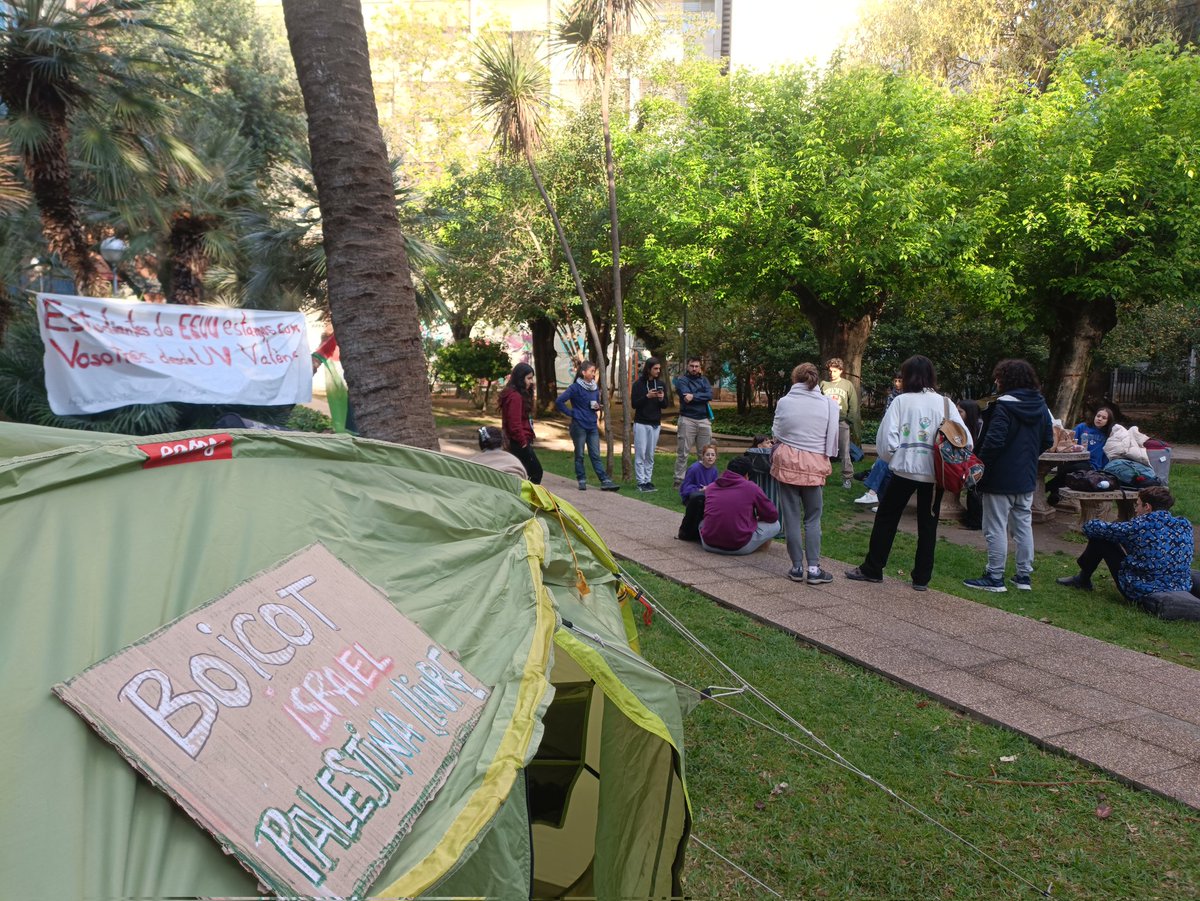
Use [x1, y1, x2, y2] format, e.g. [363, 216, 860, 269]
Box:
[684, 393, 694, 402]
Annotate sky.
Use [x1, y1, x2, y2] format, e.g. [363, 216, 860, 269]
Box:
[732, 0, 871, 71]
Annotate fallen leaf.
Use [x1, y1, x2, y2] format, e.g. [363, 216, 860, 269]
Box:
[916, 700, 929, 709]
[770, 782, 790, 796]
[754, 800, 766, 811]
[1096, 804, 1113, 819]
[1039, 617, 1052, 623]
[1000, 755, 1018, 763]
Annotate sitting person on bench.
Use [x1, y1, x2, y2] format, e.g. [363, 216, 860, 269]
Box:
[678, 456, 781, 555]
[1057, 486, 1193, 600]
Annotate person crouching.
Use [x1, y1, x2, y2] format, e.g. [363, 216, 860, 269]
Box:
[697, 456, 782, 556]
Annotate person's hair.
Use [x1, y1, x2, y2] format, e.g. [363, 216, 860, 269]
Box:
[992, 359, 1040, 391]
[477, 425, 504, 451]
[577, 360, 598, 378]
[640, 356, 661, 380]
[1091, 405, 1118, 437]
[958, 399, 983, 440]
[700, 443, 718, 458]
[1139, 485, 1175, 511]
[791, 362, 819, 388]
[687, 355, 702, 365]
[825, 357, 845, 371]
[899, 355, 937, 393]
[726, 456, 752, 477]
[750, 433, 771, 448]
[499, 362, 534, 417]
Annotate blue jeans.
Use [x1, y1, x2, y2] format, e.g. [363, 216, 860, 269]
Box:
[864, 458, 892, 496]
[570, 423, 607, 482]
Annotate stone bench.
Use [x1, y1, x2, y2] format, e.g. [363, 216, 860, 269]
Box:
[1058, 487, 1139, 529]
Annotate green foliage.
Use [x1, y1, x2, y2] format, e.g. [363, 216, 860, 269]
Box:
[284, 404, 333, 433]
[434, 338, 512, 393]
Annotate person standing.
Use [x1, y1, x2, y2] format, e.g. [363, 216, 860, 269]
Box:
[846, 355, 971, 591]
[772, 362, 839, 584]
[1056, 486, 1193, 602]
[673, 356, 713, 489]
[498, 362, 543, 484]
[964, 359, 1054, 593]
[631, 357, 669, 492]
[556, 361, 619, 491]
[821, 358, 861, 489]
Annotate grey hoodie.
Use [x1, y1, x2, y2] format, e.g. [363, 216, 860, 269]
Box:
[772, 383, 839, 456]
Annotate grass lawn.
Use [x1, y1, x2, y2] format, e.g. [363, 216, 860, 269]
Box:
[626, 561, 1200, 898]
[535, 446, 1200, 670]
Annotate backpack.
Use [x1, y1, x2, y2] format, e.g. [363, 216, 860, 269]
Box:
[933, 397, 984, 493]
[1065, 469, 1114, 492]
[1102, 458, 1160, 488]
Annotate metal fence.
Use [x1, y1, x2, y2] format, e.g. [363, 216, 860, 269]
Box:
[1108, 367, 1188, 405]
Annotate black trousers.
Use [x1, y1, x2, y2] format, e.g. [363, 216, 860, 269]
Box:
[860, 474, 943, 586]
[1077, 537, 1127, 593]
[678, 493, 706, 541]
[511, 444, 543, 484]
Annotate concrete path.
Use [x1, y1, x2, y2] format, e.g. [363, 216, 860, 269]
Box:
[544, 472, 1200, 812]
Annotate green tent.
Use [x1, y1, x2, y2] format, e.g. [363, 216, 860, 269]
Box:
[0, 423, 690, 898]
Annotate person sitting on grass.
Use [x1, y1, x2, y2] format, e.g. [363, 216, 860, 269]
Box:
[696, 455, 781, 556]
[1057, 486, 1193, 603]
[680, 443, 719, 504]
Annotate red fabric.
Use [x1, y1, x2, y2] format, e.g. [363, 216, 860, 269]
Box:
[314, 332, 339, 362]
[499, 389, 534, 446]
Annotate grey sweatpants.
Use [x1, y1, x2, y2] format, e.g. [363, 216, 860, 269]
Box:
[982, 492, 1035, 578]
[777, 483, 823, 570]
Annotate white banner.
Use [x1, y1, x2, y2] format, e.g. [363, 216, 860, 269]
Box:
[37, 294, 313, 414]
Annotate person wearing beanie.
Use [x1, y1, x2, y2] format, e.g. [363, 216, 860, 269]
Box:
[468, 426, 528, 479]
[692, 455, 781, 555]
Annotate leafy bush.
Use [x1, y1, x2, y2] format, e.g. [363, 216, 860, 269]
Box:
[434, 338, 511, 408]
[285, 405, 333, 433]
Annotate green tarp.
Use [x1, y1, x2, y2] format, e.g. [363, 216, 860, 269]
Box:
[0, 424, 689, 898]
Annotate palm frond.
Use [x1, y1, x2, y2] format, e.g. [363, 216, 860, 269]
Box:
[470, 36, 551, 157]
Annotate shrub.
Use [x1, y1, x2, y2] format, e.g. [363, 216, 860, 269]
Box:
[434, 338, 511, 409]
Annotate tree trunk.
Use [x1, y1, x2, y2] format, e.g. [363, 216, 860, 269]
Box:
[793, 287, 878, 396]
[282, 0, 437, 449]
[168, 213, 210, 305]
[520, 141, 611, 463]
[529, 314, 558, 414]
[25, 111, 105, 296]
[1044, 298, 1117, 425]
[601, 0, 631, 482]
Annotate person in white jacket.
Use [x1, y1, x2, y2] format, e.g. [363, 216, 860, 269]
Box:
[845, 355, 972, 591]
[771, 362, 840, 584]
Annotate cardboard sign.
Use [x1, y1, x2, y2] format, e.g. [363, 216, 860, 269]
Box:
[36, 293, 313, 414]
[55, 544, 491, 898]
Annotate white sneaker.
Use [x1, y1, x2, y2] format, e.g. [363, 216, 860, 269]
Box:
[854, 490, 878, 505]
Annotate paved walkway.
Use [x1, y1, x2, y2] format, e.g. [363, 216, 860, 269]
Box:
[544, 473, 1200, 812]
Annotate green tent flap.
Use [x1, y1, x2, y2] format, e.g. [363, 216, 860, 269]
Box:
[0, 425, 689, 899]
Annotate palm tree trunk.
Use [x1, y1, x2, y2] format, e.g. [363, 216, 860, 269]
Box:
[601, 0, 630, 480]
[522, 142, 612, 467]
[25, 112, 105, 296]
[281, 0, 437, 449]
[168, 213, 209, 305]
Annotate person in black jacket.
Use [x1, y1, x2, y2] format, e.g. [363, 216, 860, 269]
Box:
[964, 360, 1054, 593]
[631, 357, 669, 492]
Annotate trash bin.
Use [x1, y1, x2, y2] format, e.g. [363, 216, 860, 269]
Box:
[1147, 443, 1171, 486]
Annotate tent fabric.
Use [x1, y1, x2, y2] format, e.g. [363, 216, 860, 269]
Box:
[0, 425, 689, 899]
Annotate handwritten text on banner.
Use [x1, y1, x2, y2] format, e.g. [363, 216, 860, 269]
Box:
[54, 544, 491, 898]
[36, 293, 313, 414]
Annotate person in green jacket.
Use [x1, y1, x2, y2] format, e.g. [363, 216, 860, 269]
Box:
[820, 358, 861, 489]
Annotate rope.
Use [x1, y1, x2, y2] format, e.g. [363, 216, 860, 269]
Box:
[689, 834, 785, 899]
[549, 504, 590, 596]
[568, 568, 1052, 898]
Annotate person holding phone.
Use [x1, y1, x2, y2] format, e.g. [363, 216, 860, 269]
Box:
[556, 360, 619, 491]
[631, 357, 669, 492]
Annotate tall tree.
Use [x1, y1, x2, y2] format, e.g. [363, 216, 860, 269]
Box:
[989, 41, 1200, 422]
[470, 34, 613, 452]
[0, 0, 195, 295]
[280, 0, 437, 448]
[557, 0, 655, 480]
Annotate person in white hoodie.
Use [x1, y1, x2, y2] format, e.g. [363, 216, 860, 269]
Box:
[845, 355, 971, 591]
[772, 362, 840, 584]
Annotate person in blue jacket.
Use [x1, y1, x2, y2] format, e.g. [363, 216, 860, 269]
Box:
[1057, 486, 1193, 602]
[1045, 405, 1116, 505]
[556, 360, 619, 491]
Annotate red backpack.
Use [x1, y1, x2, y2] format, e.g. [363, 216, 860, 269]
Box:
[933, 397, 984, 493]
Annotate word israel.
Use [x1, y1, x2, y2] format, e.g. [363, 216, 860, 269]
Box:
[120, 575, 338, 758]
[255, 647, 490, 888]
[36, 293, 311, 415]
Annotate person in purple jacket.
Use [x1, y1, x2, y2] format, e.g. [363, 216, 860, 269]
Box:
[679, 443, 719, 504]
[699, 456, 781, 556]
